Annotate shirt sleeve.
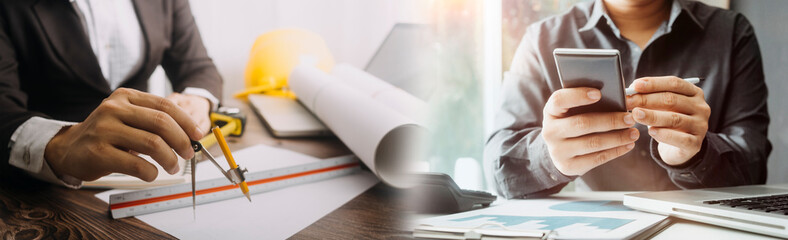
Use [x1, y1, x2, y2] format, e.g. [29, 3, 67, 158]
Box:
[650, 15, 770, 188]
[484, 27, 575, 199]
[8, 117, 82, 188]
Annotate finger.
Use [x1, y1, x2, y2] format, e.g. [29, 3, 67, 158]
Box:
[128, 150, 140, 156]
[626, 92, 698, 114]
[108, 125, 181, 174]
[551, 112, 636, 138]
[96, 146, 159, 182]
[118, 104, 196, 160]
[569, 143, 635, 174]
[563, 128, 639, 157]
[648, 127, 701, 150]
[632, 76, 698, 96]
[544, 88, 601, 117]
[197, 117, 211, 134]
[113, 88, 203, 140]
[632, 108, 703, 134]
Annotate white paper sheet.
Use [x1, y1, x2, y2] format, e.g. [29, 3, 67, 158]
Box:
[331, 63, 427, 124]
[289, 65, 427, 188]
[417, 198, 667, 239]
[84, 155, 188, 189]
[96, 144, 379, 239]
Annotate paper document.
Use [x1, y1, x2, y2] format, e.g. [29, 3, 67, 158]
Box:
[96, 144, 379, 239]
[416, 198, 667, 239]
[289, 65, 427, 188]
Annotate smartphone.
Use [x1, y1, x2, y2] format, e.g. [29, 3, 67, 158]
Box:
[553, 48, 627, 115]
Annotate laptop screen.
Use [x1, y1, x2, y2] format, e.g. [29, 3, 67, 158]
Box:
[364, 23, 436, 101]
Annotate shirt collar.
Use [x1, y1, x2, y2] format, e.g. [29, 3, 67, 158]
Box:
[579, 0, 704, 33]
[674, 0, 704, 30]
[578, 0, 607, 32]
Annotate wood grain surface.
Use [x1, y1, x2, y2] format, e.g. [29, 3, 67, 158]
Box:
[0, 172, 175, 239]
[0, 99, 408, 239]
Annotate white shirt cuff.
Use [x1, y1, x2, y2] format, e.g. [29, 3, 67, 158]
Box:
[8, 116, 82, 188]
[182, 87, 220, 111]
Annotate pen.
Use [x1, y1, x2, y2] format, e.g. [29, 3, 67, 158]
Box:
[625, 77, 704, 96]
[212, 126, 252, 202]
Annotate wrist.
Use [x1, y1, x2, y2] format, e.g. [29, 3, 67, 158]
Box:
[669, 138, 707, 168]
[662, 140, 704, 166]
[650, 137, 707, 170]
[44, 125, 72, 177]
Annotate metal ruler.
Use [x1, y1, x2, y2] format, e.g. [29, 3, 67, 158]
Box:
[109, 155, 361, 219]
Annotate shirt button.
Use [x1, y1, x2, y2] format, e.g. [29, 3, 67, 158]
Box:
[640, 150, 647, 157]
[550, 174, 558, 181]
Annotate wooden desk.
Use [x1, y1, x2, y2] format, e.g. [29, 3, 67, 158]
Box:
[0, 99, 407, 239]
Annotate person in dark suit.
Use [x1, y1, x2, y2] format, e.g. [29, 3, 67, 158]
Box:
[0, 0, 222, 187]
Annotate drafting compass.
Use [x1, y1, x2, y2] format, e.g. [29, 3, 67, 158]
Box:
[189, 126, 252, 218]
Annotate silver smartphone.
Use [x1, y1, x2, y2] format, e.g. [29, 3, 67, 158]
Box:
[553, 48, 627, 115]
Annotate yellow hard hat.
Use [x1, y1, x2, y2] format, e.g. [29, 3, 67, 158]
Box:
[235, 29, 334, 99]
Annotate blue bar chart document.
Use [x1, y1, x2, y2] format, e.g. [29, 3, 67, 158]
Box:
[417, 199, 667, 239]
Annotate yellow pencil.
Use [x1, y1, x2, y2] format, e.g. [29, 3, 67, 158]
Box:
[212, 126, 252, 202]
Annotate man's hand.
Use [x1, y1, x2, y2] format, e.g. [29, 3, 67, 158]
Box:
[626, 76, 711, 166]
[167, 92, 211, 134]
[542, 87, 639, 176]
[44, 88, 204, 182]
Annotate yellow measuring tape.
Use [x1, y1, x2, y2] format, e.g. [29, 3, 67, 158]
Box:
[198, 113, 241, 149]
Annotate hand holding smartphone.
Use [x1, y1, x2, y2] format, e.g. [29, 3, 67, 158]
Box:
[541, 48, 638, 176]
[553, 48, 627, 115]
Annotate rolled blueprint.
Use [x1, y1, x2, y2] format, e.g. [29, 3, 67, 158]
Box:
[331, 63, 427, 124]
[289, 65, 427, 188]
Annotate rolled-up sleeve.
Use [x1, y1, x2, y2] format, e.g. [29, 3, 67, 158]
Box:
[484, 27, 575, 199]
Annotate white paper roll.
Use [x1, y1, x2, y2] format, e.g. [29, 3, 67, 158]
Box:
[331, 63, 428, 124]
[289, 65, 427, 188]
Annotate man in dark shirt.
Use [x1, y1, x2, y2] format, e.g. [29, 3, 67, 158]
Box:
[486, 0, 770, 199]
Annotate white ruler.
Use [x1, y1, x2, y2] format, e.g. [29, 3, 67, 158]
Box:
[109, 155, 361, 219]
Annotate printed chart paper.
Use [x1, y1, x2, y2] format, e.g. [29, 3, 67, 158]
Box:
[417, 199, 667, 239]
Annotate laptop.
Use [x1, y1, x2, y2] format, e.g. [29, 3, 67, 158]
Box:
[248, 94, 331, 137]
[624, 184, 788, 238]
[250, 23, 434, 137]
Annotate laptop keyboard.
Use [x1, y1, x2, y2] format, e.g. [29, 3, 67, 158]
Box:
[703, 194, 788, 215]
